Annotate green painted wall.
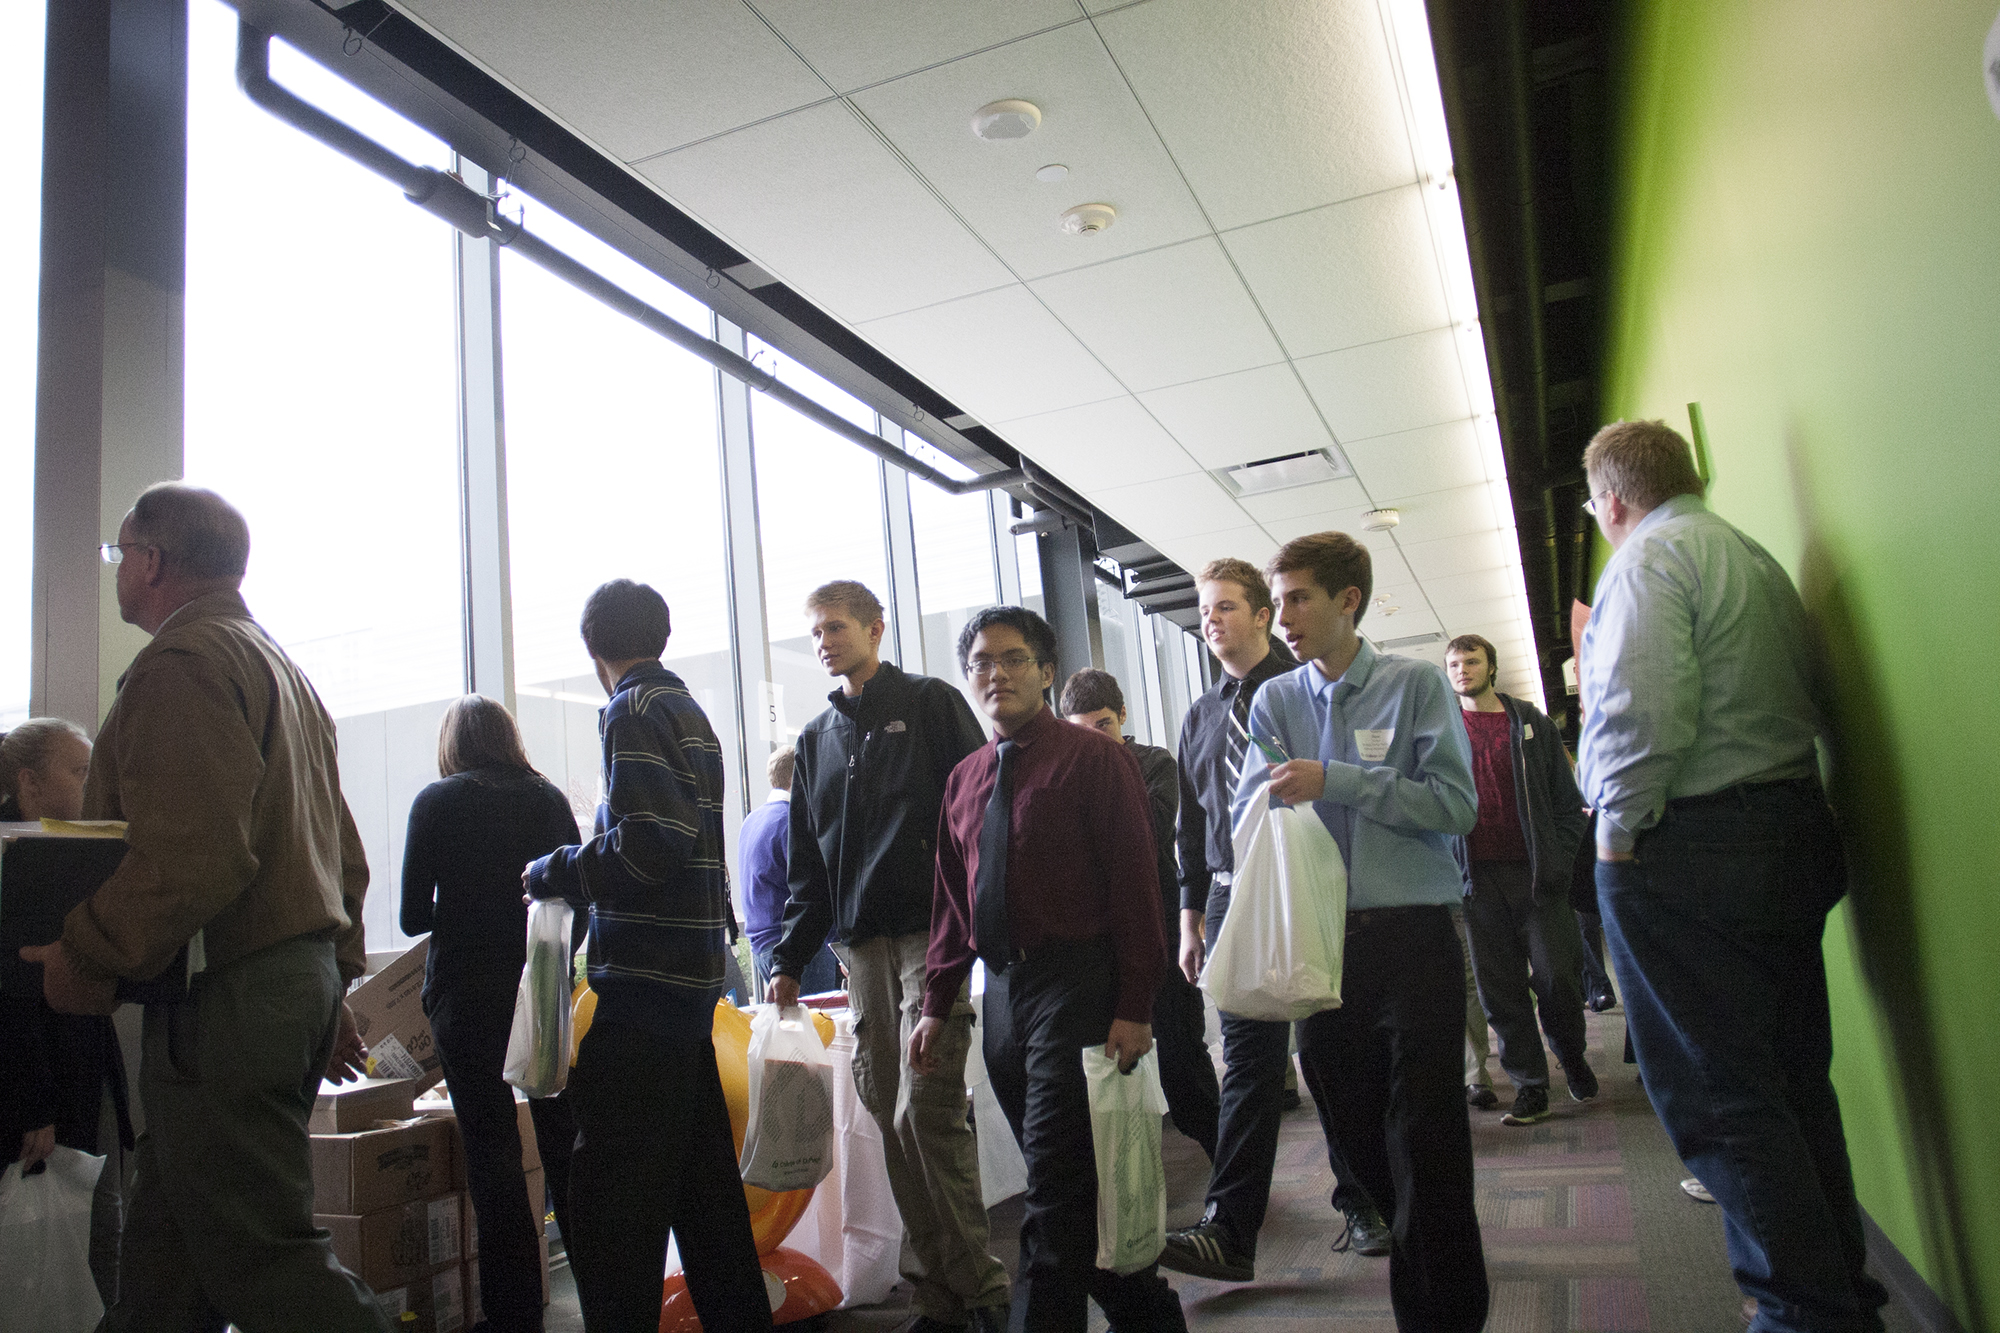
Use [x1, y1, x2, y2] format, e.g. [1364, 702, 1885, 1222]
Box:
[1601, 3, 2000, 1325]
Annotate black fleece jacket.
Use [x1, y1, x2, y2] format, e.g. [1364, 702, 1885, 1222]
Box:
[771, 662, 986, 974]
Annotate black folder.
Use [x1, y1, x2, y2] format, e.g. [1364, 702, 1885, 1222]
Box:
[0, 826, 190, 1004]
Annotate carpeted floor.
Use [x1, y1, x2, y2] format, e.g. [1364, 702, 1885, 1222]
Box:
[544, 1005, 1921, 1332]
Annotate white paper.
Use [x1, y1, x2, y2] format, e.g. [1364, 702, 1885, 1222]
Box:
[1353, 728, 1395, 763]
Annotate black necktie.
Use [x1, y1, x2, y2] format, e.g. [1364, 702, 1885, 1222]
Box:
[974, 740, 1017, 973]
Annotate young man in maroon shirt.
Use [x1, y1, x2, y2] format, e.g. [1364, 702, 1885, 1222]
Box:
[1444, 634, 1595, 1126]
[910, 607, 1184, 1333]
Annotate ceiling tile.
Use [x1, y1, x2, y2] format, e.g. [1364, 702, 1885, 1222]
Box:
[749, 0, 1082, 93]
[1294, 326, 1472, 442]
[1136, 364, 1336, 469]
[1160, 524, 1280, 576]
[851, 23, 1211, 278]
[1234, 476, 1369, 524]
[1424, 566, 1525, 608]
[858, 285, 1124, 421]
[1259, 505, 1372, 548]
[1345, 420, 1487, 503]
[397, 0, 830, 161]
[995, 396, 1201, 493]
[1092, 0, 1413, 229]
[1086, 472, 1246, 542]
[1028, 238, 1284, 391]
[639, 102, 1015, 324]
[1223, 186, 1450, 359]
[1440, 596, 1525, 633]
[1376, 484, 1501, 545]
[1399, 529, 1519, 581]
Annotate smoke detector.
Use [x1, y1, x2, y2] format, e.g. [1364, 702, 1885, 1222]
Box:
[1360, 508, 1401, 532]
[1059, 202, 1117, 236]
[972, 99, 1042, 140]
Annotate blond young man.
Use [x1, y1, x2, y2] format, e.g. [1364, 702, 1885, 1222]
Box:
[767, 581, 1007, 1333]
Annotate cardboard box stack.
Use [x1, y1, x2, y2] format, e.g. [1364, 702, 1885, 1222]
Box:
[417, 1083, 551, 1314]
[310, 943, 464, 1330]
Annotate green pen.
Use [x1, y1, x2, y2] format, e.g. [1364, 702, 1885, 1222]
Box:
[1250, 732, 1292, 765]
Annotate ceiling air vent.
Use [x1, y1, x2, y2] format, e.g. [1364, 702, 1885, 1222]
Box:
[1377, 631, 1444, 650]
[1214, 448, 1352, 497]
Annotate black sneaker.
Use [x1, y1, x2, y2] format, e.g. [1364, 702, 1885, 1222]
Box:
[1466, 1084, 1499, 1110]
[1502, 1086, 1551, 1125]
[1158, 1220, 1255, 1282]
[1566, 1059, 1600, 1102]
[1332, 1203, 1391, 1257]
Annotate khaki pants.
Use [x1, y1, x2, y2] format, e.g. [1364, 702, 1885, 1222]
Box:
[833, 933, 1008, 1322]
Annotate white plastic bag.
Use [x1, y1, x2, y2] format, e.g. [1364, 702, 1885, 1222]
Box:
[0, 1147, 108, 1333]
[740, 1004, 836, 1192]
[1202, 777, 1347, 1022]
[1083, 1048, 1168, 1275]
[504, 897, 575, 1098]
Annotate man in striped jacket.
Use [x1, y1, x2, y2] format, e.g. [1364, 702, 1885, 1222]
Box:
[526, 579, 771, 1333]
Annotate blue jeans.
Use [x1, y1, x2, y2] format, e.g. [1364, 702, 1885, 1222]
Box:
[751, 943, 840, 998]
[1597, 780, 1887, 1333]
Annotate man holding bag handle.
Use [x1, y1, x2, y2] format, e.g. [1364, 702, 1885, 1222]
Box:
[1222, 532, 1488, 1333]
[911, 607, 1185, 1333]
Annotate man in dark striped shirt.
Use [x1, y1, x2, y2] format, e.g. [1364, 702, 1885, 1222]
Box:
[526, 579, 770, 1333]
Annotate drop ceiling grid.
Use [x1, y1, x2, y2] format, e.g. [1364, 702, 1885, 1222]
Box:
[380, 0, 1545, 697]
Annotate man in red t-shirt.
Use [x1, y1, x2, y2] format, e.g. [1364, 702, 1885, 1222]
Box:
[1444, 635, 1594, 1126]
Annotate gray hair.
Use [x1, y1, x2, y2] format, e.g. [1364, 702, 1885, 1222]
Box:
[0, 718, 90, 801]
[128, 482, 251, 582]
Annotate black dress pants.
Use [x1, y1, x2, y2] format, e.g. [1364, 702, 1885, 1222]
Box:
[427, 981, 546, 1333]
[565, 1019, 772, 1333]
[1202, 881, 1374, 1255]
[1297, 905, 1489, 1333]
[1149, 964, 1219, 1161]
[983, 939, 1186, 1333]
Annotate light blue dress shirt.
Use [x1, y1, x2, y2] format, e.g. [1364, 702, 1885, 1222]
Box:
[1231, 640, 1477, 909]
[1578, 494, 1826, 853]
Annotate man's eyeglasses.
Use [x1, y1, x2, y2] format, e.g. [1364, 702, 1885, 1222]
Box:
[99, 542, 156, 565]
[966, 652, 1040, 678]
[1581, 488, 1614, 518]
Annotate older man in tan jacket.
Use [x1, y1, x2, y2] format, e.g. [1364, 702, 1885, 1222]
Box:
[23, 483, 393, 1332]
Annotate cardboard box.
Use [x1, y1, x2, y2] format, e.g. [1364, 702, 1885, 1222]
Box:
[312, 1117, 457, 1215]
[319, 1193, 463, 1291]
[415, 1088, 540, 1178]
[463, 1166, 544, 1260]
[311, 1077, 417, 1135]
[348, 938, 442, 1093]
[372, 1264, 465, 1333]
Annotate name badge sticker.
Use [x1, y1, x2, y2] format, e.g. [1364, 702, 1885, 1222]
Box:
[1523, 723, 1534, 740]
[1353, 728, 1395, 763]
[884, 720, 907, 733]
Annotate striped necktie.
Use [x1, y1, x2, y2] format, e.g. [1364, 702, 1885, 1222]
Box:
[1225, 684, 1255, 788]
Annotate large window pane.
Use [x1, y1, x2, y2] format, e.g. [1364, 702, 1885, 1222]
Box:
[750, 340, 890, 744]
[500, 197, 739, 877]
[910, 447, 998, 726]
[1094, 578, 1155, 744]
[184, 1, 461, 951]
[0, 4, 47, 728]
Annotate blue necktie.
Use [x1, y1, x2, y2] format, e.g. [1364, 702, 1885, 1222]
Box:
[974, 740, 1017, 972]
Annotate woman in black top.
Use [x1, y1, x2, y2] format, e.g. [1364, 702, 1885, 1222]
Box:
[401, 697, 580, 1333]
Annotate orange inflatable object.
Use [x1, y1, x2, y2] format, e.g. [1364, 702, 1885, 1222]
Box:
[659, 1246, 843, 1332]
[569, 985, 836, 1257]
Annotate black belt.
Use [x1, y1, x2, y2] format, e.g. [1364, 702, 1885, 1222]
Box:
[1665, 774, 1821, 812]
[1000, 934, 1112, 967]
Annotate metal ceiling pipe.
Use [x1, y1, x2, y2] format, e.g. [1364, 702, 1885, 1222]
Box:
[234, 22, 1024, 501]
[1427, 0, 1566, 704]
